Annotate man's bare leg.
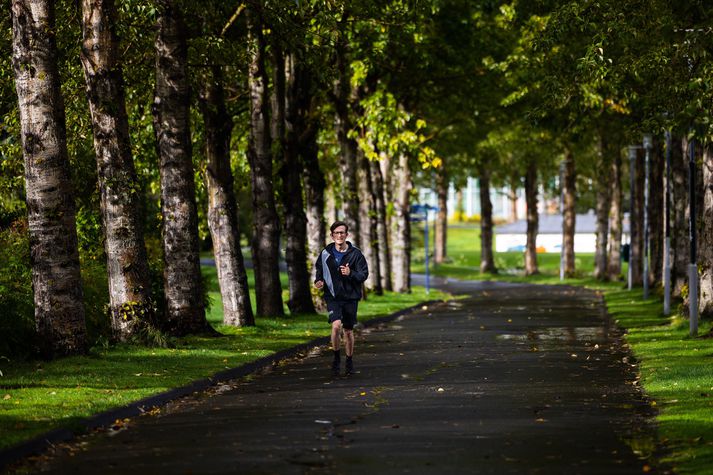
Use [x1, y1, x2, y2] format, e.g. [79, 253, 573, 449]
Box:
[344, 329, 354, 375]
[344, 329, 354, 356]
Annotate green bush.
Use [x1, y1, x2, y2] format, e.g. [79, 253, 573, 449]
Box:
[0, 220, 35, 358]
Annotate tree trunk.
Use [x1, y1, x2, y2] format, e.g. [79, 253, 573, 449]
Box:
[200, 66, 254, 327]
[454, 188, 465, 222]
[562, 147, 576, 278]
[594, 135, 611, 280]
[299, 94, 327, 312]
[648, 139, 664, 288]
[700, 143, 713, 319]
[325, 187, 338, 225]
[80, 0, 153, 339]
[246, 6, 284, 317]
[671, 136, 688, 297]
[508, 183, 519, 222]
[479, 162, 496, 273]
[629, 148, 642, 286]
[358, 150, 381, 293]
[333, 33, 359, 242]
[281, 51, 315, 314]
[391, 153, 412, 292]
[607, 150, 623, 280]
[11, 0, 87, 357]
[153, 1, 206, 334]
[434, 163, 448, 265]
[372, 156, 392, 292]
[524, 159, 539, 275]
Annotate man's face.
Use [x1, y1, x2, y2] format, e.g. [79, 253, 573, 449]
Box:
[331, 226, 348, 246]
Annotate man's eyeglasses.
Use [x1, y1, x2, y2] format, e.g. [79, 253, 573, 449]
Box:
[332, 231, 347, 235]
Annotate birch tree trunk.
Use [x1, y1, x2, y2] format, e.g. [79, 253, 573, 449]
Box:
[525, 159, 539, 275]
[373, 156, 392, 291]
[80, 0, 152, 339]
[358, 150, 381, 293]
[391, 153, 412, 292]
[629, 148, 642, 286]
[671, 136, 688, 297]
[247, 6, 284, 317]
[594, 135, 611, 280]
[700, 143, 713, 319]
[300, 94, 326, 310]
[11, 0, 87, 356]
[454, 188, 464, 222]
[200, 66, 253, 327]
[479, 163, 496, 273]
[508, 183, 519, 222]
[648, 139, 664, 287]
[333, 33, 359, 241]
[282, 51, 315, 314]
[153, 1, 206, 334]
[607, 150, 623, 280]
[562, 147, 576, 278]
[434, 164, 448, 265]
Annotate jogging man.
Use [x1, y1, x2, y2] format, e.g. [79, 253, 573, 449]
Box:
[314, 221, 369, 376]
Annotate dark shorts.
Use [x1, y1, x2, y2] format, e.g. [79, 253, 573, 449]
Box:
[327, 300, 358, 330]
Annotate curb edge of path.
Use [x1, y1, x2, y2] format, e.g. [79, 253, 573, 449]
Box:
[0, 299, 443, 471]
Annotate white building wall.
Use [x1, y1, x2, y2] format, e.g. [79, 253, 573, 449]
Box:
[495, 233, 598, 253]
[418, 181, 528, 221]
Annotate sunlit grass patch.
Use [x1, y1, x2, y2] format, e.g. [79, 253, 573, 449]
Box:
[604, 287, 713, 474]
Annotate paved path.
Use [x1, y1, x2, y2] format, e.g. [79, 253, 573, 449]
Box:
[21, 281, 662, 474]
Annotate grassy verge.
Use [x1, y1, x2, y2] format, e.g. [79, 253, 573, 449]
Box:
[0, 263, 447, 451]
[413, 223, 713, 473]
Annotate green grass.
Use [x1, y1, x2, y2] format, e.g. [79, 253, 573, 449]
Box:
[413, 222, 713, 473]
[605, 290, 713, 474]
[411, 223, 598, 283]
[0, 264, 447, 451]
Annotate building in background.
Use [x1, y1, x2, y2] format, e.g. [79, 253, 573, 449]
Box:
[418, 179, 535, 222]
[494, 212, 631, 253]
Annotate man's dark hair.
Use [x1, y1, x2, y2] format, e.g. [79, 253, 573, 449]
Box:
[330, 221, 349, 233]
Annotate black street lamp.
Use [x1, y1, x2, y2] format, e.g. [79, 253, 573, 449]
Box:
[627, 145, 638, 291]
[642, 134, 653, 299]
[663, 131, 672, 315]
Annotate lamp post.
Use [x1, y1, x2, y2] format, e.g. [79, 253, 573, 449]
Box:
[559, 160, 565, 281]
[663, 131, 672, 315]
[627, 145, 638, 291]
[688, 137, 698, 335]
[642, 134, 653, 299]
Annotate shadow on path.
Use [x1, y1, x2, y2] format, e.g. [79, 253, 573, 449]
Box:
[15, 281, 666, 474]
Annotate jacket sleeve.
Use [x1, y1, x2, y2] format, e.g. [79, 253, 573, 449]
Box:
[314, 252, 324, 283]
[349, 252, 369, 284]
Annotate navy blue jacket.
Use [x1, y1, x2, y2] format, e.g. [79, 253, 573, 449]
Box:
[315, 242, 369, 301]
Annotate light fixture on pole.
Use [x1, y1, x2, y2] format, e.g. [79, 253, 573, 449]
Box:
[687, 137, 698, 335]
[663, 131, 672, 315]
[642, 134, 653, 300]
[627, 145, 638, 291]
[559, 160, 565, 282]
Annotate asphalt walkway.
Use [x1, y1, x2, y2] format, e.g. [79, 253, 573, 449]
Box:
[19, 281, 663, 474]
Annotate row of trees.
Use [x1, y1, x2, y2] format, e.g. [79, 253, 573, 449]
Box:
[3, 0, 445, 358]
[4, 0, 712, 358]
[423, 1, 713, 321]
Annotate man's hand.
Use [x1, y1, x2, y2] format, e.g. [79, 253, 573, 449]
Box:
[314, 280, 324, 289]
[340, 263, 351, 276]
